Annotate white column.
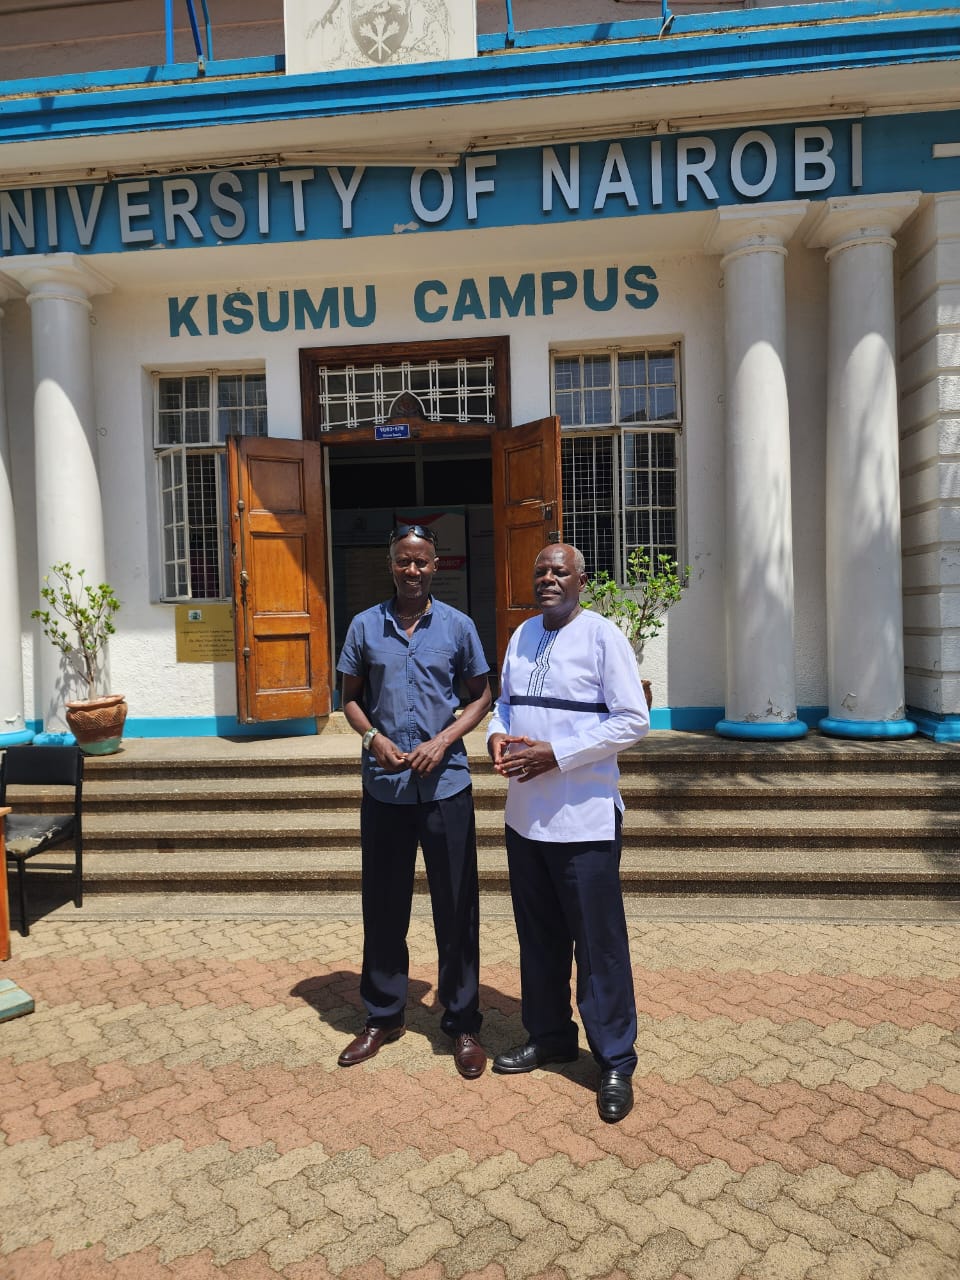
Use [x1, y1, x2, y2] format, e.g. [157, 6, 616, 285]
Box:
[0, 254, 113, 738]
[706, 203, 808, 740]
[0, 281, 32, 745]
[805, 194, 920, 738]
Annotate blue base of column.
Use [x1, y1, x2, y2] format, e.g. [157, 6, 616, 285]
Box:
[0, 729, 34, 747]
[715, 718, 808, 741]
[818, 716, 917, 739]
[33, 730, 77, 746]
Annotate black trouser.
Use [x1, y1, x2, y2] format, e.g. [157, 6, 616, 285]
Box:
[359, 786, 481, 1035]
[505, 811, 637, 1074]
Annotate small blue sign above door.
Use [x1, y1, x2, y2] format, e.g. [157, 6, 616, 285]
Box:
[375, 423, 411, 440]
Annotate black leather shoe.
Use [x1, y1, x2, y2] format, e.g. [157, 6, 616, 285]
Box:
[453, 1032, 487, 1079]
[492, 1041, 579, 1074]
[337, 1025, 404, 1066]
[597, 1070, 634, 1123]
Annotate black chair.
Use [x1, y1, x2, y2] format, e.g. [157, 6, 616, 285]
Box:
[1, 745, 84, 937]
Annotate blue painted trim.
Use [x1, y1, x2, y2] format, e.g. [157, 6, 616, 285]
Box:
[818, 715, 918, 739]
[0, 729, 35, 747]
[799, 707, 829, 729]
[907, 708, 960, 744]
[715, 718, 809, 741]
[123, 715, 319, 738]
[22, 707, 953, 741]
[0, 57, 284, 101]
[650, 706, 719, 731]
[1, 12, 958, 145]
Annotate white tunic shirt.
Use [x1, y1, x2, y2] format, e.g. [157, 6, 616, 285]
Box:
[488, 609, 650, 842]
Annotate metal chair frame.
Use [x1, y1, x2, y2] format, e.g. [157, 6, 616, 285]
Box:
[1, 746, 84, 937]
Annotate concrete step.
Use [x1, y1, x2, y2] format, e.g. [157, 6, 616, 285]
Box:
[68, 845, 960, 896]
[77, 806, 960, 854]
[70, 769, 958, 813]
[77, 729, 960, 782]
[8, 729, 956, 904]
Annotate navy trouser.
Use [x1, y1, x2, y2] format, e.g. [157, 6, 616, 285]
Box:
[505, 811, 638, 1075]
[359, 786, 481, 1035]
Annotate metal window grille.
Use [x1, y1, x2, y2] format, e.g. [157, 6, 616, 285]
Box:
[554, 346, 682, 581]
[316, 356, 497, 429]
[154, 371, 267, 600]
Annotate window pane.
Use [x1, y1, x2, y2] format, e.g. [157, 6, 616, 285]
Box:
[157, 412, 182, 445]
[245, 405, 268, 436]
[583, 355, 610, 388]
[583, 387, 613, 426]
[553, 357, 581, 392]
[218, 407, 244, 438]
[650, 384, 676, 421]
[184, 410, 207, 444]
[619, 386, 646, 425]
[561, 433, 615, 577]
[158, 380, 182, 411]
[155, 371, 267, 600]
[184, 377, 210, 410]
[246, 374, 267, 406]
[185, 453, 222, 598]
[218, 375, 242, 407]
[555, 389, 580, 428]
[622, 428, 679, 568]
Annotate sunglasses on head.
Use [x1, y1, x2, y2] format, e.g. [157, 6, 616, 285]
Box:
[389, 523, 438, 547]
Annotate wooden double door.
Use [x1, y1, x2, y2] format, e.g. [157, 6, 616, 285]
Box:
[227, 414, 561, 723]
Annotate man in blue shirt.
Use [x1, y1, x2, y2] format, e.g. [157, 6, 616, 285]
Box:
[336, 523, 492, 1078]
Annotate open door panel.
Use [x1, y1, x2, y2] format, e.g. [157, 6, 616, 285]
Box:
[492, 414, 562, 668]
[227, 436, 331, 722]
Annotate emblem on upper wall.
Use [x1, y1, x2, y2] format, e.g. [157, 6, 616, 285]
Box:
[284, 0, 476, 74]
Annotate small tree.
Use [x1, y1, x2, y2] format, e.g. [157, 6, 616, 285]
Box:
[31, 562, 121, 698]
[582, 547, 689, 659]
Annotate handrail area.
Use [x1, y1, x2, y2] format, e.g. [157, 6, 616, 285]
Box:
[165, 0, 213, 71]
[0, 0, 955, 100]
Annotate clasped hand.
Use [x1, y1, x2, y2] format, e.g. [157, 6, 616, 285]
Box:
[489, 734, 558, 782]
[370, 732, 449, 775]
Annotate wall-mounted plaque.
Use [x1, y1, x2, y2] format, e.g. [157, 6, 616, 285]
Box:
[284, 1, 476, 75]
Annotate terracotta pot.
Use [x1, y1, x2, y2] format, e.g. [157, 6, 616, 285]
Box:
[642, 679, 653, 710]
[65, 693, 128, 755]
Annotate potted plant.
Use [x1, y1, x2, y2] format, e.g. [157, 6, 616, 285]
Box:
[582, 547, 690, 707]
[31, 562, 126, 754]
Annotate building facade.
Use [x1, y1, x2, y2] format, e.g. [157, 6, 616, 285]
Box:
[0, 0, 958, 743]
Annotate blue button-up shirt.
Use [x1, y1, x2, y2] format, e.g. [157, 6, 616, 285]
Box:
[337, 597, 490, 805]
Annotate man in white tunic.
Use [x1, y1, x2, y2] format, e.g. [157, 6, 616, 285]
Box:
[487, 543, 650, 1122]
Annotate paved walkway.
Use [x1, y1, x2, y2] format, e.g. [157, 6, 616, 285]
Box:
[2, 901, 959, 1279]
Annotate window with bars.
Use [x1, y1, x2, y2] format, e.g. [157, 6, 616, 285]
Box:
[553, 345, 682, 582]
[154, 371, 267, 600]
[315, 355, 497, 430]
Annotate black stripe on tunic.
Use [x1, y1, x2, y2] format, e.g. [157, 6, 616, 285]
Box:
[509, 695, 609, 714]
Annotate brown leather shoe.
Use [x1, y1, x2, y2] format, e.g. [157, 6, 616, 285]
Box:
[453, 1032, 487, 1079]
[337, 1025, 405, 1067]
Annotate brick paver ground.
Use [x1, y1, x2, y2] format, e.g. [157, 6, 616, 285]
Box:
[1, 907, 959, 1279]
